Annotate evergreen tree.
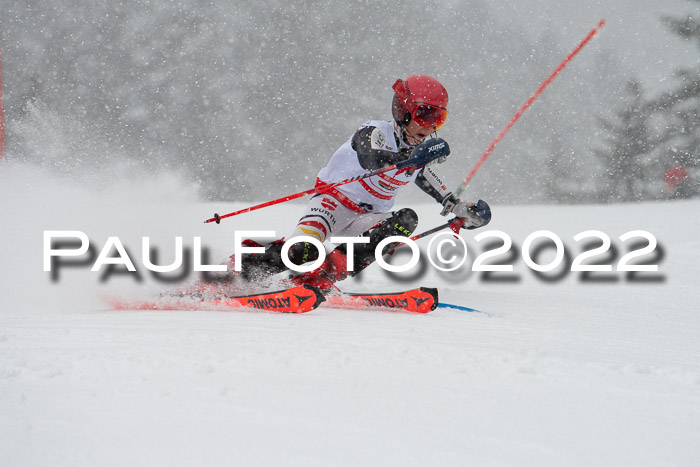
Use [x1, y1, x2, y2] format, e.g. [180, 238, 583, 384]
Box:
[593, 79, 653, 202]
[650, 71, 700, 169]
[657, 1, 700, 171]
[593, 1, 699, 202]
[663, 0, 700, 49]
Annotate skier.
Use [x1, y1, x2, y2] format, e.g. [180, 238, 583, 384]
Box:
[240, 74, 491, 289]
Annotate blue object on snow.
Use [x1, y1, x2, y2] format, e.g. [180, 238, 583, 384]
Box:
[437, 303, 481, 312]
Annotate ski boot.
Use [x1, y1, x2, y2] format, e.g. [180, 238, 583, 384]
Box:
[291, 208, 419, 290]
[238, 238, 320, 282]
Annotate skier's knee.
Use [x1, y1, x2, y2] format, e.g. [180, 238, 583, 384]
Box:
[372, 208, 418, 242]
[391, 208, 418, 236]
[286, 240, 321, 266]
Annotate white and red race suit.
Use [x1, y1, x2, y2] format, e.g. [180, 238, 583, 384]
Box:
[291, 120, 452, 243]
[318, 119, 418, 213]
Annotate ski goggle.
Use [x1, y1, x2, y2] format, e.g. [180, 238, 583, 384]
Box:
[411, 104, 448, 130]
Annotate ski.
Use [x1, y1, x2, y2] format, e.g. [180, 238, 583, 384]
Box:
[324, 287, 439, 313]
[107, 284, 326, 313]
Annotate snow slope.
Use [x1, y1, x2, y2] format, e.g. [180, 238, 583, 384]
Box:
[1, 162, 699, 466]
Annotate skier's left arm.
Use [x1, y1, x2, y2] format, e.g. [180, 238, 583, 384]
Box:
[414, 167, 492, 229]
[414, 166, 453, 206]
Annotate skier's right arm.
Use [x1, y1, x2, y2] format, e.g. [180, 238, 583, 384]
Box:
[352, 126, 411, 170]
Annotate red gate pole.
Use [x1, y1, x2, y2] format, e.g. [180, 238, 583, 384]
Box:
[454, 19, 606, 197]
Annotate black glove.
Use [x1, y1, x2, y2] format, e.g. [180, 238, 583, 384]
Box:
[396, 138, 450, 169]
[398, 147, 412, 162]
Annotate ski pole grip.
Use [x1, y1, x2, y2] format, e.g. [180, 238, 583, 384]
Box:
[396, 138, 450, 169]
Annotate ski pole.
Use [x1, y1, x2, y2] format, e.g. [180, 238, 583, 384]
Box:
[409, 217, 466, 242]
[386, 217, 466, 256]
[454, 19, 606, 197]
[388, 197, 490, 254]
[205, 164, 403, 224]
[205, 137, 450, 224]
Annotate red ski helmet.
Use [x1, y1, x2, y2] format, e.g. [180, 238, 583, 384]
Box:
[392, 75, 449, 130]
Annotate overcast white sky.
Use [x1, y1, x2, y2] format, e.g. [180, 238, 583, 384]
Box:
[489, 0, 698, 94]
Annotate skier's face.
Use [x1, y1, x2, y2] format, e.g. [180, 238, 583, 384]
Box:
[404, 119, 436, 146]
